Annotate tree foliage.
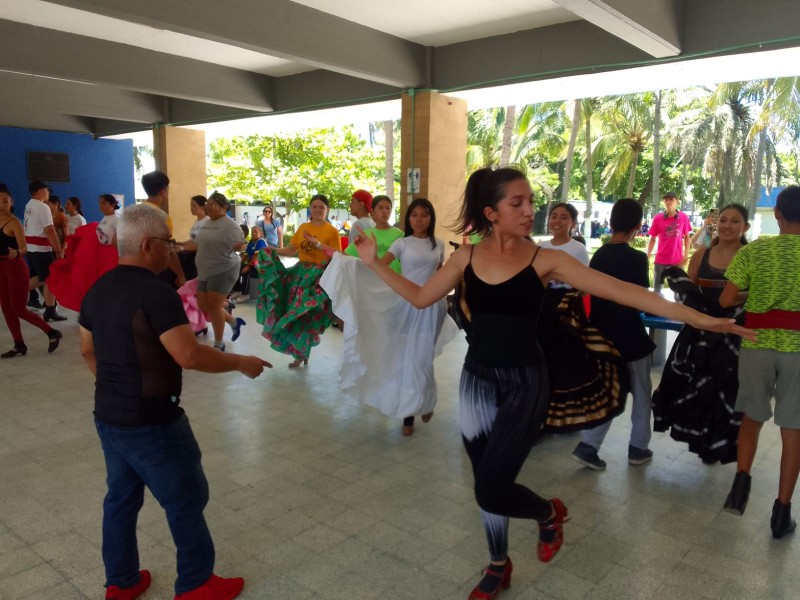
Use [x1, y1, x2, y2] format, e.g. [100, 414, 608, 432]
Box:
[207, 127, 385, 212]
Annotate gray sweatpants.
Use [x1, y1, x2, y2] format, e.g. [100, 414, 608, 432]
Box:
[581, 355, 653, 451]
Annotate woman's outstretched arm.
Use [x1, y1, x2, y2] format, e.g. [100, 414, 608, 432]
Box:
[544, 250, 756, 340]
[354, 231, 464, 308]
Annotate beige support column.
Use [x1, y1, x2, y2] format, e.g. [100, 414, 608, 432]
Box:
[400, 91, 467, 248]
[153, 126, 206, 241]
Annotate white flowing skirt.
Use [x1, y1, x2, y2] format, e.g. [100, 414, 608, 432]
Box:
[320, 253, 458, 418]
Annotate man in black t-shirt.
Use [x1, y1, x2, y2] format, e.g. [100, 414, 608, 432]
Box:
[571, 199, 656, 471]
[79, 204, 270, 600]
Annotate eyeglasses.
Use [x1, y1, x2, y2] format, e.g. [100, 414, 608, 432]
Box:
[147, 237, 179, 250]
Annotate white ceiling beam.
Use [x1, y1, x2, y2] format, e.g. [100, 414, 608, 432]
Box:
[0, 20, 275, 112]
[0, 72, 164, 123]
[552, 0, 683, 57]
[44, 0, 427, 88]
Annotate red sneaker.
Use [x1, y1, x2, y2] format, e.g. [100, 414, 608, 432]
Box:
[105, 570, 152, 600]
[174, 574, 244, 600]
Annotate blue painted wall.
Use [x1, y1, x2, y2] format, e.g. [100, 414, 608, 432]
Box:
[0, 126, 135, 222]
[757, 186, 785, 209]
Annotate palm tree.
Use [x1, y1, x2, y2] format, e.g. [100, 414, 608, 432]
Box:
[594, 93, 654, 199]
[499, 106, 516, 167]
[748, 78, 800, 216]
[560, 101, 582, 203]
[133, 145, 153, 176]
[652, 90, 663, 212]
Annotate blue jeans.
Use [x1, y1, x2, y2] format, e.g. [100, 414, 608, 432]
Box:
[95, 414, 215, 594]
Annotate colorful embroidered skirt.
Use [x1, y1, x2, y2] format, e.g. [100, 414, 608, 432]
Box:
[255, 250, 332, 359]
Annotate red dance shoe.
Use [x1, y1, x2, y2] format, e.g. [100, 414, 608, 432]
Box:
[537, 498, 569, 563]
[468, 557, 512, 600]
[174, 574, 244, 600]
[105, 570, 151, 600]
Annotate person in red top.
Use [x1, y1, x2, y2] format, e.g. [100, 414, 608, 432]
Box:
[646, 191, 692, 292]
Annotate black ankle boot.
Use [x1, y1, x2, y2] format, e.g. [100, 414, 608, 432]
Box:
[771, 500, 797, 539]
[724, 471, 751, 515]
[1, 342, 27, 359]
[43, 305, 67, 322]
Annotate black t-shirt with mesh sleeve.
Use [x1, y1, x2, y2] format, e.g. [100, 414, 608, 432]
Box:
[79, 265, 189, 426]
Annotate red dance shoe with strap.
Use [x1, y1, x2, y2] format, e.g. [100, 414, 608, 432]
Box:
[468, 557, 512, 600]
[537, 498, 569, 563]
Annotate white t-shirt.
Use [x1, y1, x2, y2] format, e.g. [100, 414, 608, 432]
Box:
[23, 199, 54, 252]
[539, 238, 589, 289]
[68, 213, 87, 235]
[189, 216, 210, 240]
[96, 214, 118, 246]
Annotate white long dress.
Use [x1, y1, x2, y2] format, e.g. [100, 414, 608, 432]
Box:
[320, 236, 458, 418]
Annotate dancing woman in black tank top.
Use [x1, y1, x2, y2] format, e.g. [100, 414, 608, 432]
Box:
[353, 168, 756, 600]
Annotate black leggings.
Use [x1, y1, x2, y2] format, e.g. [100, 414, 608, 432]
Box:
[460, 356, 552, 561]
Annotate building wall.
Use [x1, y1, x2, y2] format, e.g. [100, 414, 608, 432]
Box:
[0, 126, 134, 222]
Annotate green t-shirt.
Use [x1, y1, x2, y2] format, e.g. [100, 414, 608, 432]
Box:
[725, 235, 800, 352]
[345, 226, 403, 273]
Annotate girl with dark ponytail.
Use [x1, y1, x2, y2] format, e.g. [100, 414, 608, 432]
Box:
[353, 167, 754, 599]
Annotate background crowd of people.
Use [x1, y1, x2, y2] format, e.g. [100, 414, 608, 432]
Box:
[2, 169, 798, 600]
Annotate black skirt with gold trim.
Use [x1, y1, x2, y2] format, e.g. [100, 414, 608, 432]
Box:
[538, 289, 631, 433]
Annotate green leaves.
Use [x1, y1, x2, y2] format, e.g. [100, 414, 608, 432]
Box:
[207, 126, 386, 212]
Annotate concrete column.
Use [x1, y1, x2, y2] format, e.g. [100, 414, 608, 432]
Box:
[153, 125, 206, 241]
[400, 90, 467, 247]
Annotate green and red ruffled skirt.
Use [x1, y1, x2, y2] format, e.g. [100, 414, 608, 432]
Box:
[255, 250, 333, 359]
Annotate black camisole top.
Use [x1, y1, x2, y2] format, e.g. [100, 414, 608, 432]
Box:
[697, 248, 728, 304]
[0, 222, 19, 257]
[463, 245, 545, 367]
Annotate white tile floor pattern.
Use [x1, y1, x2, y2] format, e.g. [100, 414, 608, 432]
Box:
[0, 301, 796, 600]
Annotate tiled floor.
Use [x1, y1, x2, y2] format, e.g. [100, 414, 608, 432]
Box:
[0, 301, 796, 600]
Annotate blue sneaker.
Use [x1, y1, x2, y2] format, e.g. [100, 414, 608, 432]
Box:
[571, 442, 607, 471]
[231, 317, 246, 342]
[628, 445, 653, 466]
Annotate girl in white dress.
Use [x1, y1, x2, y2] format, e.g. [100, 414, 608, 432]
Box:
[95, 194, 119, 246]
[320, 198, 457, 435]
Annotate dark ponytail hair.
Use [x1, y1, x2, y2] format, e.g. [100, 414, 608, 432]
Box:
[711, 203, 749, 246]
[191, 195, 207, 207]
[404, 198, 437, 249]
[67, 196, 83, 216]
[458, 167, 528, 236]
[99, 193, 120, 210]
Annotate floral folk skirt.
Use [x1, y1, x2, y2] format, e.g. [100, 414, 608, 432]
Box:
[255, 250, 333, 359]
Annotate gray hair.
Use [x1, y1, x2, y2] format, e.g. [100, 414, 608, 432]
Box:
[117, 203, 170, 257]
